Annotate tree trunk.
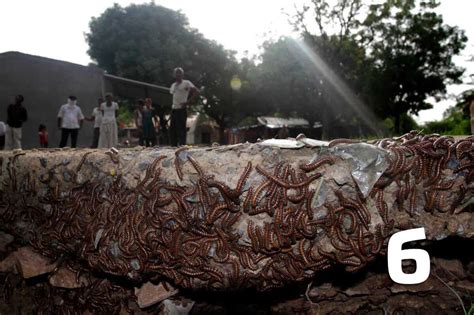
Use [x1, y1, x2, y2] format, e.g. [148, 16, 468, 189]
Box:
[0, 133, 473, 313]
[219, 124, 226, 144]
[394, 112, 401, 135]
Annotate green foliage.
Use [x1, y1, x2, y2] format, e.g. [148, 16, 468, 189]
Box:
[251, 36, 384, 138]
[359, 0, 467, 132]
[423, 88, 473, 135]
[289, 0, 467, 135]
[237, 116, 258, 127]
[400, 114, 420, 135]
[86, 2, 240, 141]
[116, 101, 134, 126]
[423, 106, 470, 135]
[87, 1, 468, 141]
[87, 3, 193, 84]
[383, 114, 420, 136]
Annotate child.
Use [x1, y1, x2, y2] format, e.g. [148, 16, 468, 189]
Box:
[38, 124, 48, 148]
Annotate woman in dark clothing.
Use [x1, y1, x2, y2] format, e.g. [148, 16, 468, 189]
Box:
[142, 98, 158, 147]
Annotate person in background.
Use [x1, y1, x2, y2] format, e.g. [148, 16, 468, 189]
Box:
[85, 97, 103, 148]
[98, 93, 119, 148]
[469, 95, 474, 135]
[142, 98, 158, 147]
[169, 67, 199, 146]
[155, 102, 168, 145]
[277, 125, 289, 139]
[58, 96, 84, 148]
[134, 99, 145, 146]
[0, 120, 5, 150]
[5, 94, 28, 150]
[38, 124, 48, 148]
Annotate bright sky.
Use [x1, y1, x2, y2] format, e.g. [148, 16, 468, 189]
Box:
[1, 0, 473, 123]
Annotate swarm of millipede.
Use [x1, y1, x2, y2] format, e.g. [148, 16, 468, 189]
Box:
[0, 132, 472, 303]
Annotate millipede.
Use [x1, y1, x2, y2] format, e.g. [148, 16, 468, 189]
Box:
[0, 132, 471, 313]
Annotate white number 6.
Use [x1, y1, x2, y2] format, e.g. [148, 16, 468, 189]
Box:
[387, 228, 430, 284]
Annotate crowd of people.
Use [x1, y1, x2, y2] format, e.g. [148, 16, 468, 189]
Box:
[0, 67, 199, 150]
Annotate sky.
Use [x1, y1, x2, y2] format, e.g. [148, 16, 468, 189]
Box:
[1, 0, 473, 123]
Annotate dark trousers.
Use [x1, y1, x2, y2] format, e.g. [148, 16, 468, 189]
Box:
[59, 128, 79, 148]
[170, 108, 187, 147]
[144, 138, 157, 147]
[91, 127, 100, 148]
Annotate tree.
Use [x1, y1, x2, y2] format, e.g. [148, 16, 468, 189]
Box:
[87, 3, 191, 84]
[86, 2, 240, 143]
[255, 38, 322, 121]
[253, 35, 383, 138]
[257, 0, 389, 138]
[423, 88, 473, 135]
[361, 0, 468, 133]
[292, 0, 467, 134]
[185, 36, 240, 143]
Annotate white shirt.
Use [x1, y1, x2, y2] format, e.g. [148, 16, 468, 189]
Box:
[170, 80, 195, 109]
[0, 122, 5, 136]
[100, 102, 119, 124]
[58, 104, 84, 129]
[135, 109, 143, 127]
[91, 107, 102, 128]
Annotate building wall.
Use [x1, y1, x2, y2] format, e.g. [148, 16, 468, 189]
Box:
[186, 113, 220, 145]
[0, 52, 104, 149]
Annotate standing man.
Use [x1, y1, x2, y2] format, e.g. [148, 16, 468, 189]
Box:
[57, 96, 84, 148]
[169, 67, 199, 146]
[5, 95, 28, 150]
[85, 97, 103, 148]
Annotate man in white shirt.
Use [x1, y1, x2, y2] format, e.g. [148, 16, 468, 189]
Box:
[57, 96, 85, 148]
[85, 97, 103, 148]
[169, 67, 199, 146]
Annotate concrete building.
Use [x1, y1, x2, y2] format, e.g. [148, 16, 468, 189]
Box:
[0, 51, 171, 149]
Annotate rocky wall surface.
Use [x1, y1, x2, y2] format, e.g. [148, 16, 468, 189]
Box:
[0, 132, 473, 313]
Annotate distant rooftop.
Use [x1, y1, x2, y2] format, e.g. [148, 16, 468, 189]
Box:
[0, 51, 101, 72]
[257, 116, 310, 128]
[0, 51, 169, 91]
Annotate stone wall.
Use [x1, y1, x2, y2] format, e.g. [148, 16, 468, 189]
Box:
[0, 133, 472, 313]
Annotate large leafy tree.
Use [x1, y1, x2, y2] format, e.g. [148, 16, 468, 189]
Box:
[86, 2, 240, 142]
[249, 0, 388, 138]
[87, 3, 192, 84]
[360, 0, 467, 133]
[423, 89, 473, 135]
[256, 38, 322, 120]
[291, 0, 467, 134]
[252, 34, 383, 137]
